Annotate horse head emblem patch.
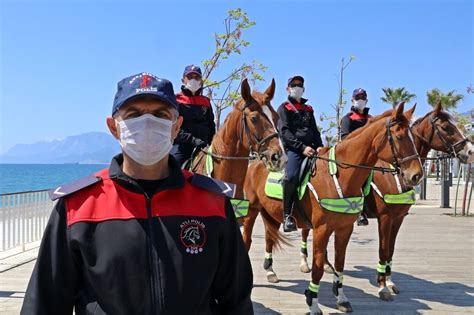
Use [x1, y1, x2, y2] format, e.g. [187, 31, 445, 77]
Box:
[179, 220, 207, 254]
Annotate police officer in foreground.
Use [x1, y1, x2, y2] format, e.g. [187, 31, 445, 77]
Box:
[340, 88, 372, 226]
[171, 65, 216, 166]
[277, 75, 323, 232]
[21, 72, 253, 314]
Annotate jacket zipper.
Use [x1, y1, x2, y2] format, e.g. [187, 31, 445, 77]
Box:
[145, 194, 163, 314]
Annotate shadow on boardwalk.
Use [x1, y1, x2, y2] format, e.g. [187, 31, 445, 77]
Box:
[253, 265, 474, 314]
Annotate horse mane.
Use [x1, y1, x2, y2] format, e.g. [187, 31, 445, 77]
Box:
[344, 109, 409, 140]
[411, 110, 452, 127]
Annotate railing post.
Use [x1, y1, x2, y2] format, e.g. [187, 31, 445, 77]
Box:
[441, 156, 450, 209]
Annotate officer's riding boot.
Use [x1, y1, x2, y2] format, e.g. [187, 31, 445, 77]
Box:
[282, 179, 297, 232]
[357, 211, 369, 226]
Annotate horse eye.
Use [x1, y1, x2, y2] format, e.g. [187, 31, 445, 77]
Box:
[250, 115, 258, 123]
[396, 135, 403, 141]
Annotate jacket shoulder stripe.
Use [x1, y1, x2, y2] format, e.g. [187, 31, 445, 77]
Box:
[48, 173, 103, 201]
[190, 173, 236, 198]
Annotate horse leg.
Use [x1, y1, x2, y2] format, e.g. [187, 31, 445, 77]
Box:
[376, 214, 393, 301]
[386, 215, 405, 294]
[300, 228, 311, 273]
[332, 224, 354, 313]
[240, 203, 260, 252]
[304, 226, 331, 315]
[260, 208, 281, 283]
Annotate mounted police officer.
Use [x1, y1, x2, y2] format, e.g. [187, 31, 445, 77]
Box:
[21, 72, 253, 314]
[171, 65, 216, 167]
[341, 88, 372, 226]
[277, 75, 323, 232]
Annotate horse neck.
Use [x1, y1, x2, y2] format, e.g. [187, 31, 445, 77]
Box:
[329, 121, 384, 196]
[211, 109, 250, 196]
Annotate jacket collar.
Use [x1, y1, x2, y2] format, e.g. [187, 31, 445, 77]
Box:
[288, 96, 308, 105]
[350, 106, 370, 115]
[181, 85, 203, 97]
[108, 154, 185, 195]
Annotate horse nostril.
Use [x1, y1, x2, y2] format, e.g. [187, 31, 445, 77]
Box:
[412, 174, 420, 184]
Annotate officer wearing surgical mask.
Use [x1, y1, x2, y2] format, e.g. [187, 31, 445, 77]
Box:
[171, 65, 216, 167]
[22, 72, 254, 314]
[340, 88, 372, 226]
[277, 75, 323, 232]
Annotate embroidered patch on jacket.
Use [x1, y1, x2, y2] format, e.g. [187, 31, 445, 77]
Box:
[179, 220, 207, 254]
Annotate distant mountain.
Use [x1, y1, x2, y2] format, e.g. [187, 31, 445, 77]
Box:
[0, 132, 120, 164]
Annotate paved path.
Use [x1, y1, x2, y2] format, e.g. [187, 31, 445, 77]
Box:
[1, 200, 473, 314]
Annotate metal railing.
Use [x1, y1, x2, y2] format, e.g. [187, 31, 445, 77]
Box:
[0, 190, 53, 252]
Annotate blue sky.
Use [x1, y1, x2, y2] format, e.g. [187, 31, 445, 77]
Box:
[1, 0, 472, 153]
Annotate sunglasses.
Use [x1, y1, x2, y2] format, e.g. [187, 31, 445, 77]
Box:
[289, 83, 304, 88]
[354, 95, 367, 101]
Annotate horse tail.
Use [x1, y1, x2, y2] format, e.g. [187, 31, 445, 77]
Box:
[260, 207, 293, 250]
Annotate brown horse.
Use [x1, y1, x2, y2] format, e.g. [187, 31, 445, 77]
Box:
[242, 104, 423, 314]
[192, 78, 285, 198]
[364, 103, 474, 301]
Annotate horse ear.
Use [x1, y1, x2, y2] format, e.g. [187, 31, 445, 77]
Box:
[433, 101, 443, 116]
[264, 78, 276, 102]
[404, 103, 417, 121]
[392, 101, 405, 121]
[241, 78, 252, 103]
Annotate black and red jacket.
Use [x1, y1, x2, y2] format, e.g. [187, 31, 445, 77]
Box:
[277, 96, 323, 153]
[174, 87, 216, 147]
[21, 154, 253, 315]
[340, 106, 371, 139]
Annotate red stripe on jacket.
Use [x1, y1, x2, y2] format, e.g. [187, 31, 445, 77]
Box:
[65, 170, 225, 226]
[349, 111, 371, 120]
[176, 93, 211, 107]
[284, 102, 313, 112]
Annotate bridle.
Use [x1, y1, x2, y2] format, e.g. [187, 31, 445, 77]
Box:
[239, 100, 279, 160]
[384, 118, 420, 171]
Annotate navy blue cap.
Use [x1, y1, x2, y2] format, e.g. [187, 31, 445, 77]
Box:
[112, 72, 178, 116]
[288, 75, 304, 86]
[352, 88, 367, 98]
[183, 65, 202, 77]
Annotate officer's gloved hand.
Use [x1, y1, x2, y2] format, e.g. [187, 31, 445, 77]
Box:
[194, 139, 208, 151]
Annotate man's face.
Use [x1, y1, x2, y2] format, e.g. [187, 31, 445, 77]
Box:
[107, 98, 183, 141]
[286, 78, 304, 94]
[182, 73, 202, 85]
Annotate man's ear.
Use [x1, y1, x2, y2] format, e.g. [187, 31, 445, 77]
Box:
[172, 116, 183, 140]
[107, 117, 120, 140]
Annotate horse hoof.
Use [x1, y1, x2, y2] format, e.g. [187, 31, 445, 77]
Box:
[379, 290, 393, 301]
[300, 264, 311, 273]
[324, 264, 334, 274]
[267, 273, 279, 283]
[337, 301, 353, 313]
[388, 284, 400, 294]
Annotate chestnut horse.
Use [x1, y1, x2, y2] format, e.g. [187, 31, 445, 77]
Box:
[364, 103, 474, 301]
[192, 78, 285, 198]
[242, 104, 423, 314]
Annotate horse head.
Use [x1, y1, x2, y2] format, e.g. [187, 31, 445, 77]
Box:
[237, 78, 286, 171]
[412, 102, 473, 163]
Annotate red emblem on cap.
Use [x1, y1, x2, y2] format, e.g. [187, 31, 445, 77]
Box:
[140, 75, 151, 88]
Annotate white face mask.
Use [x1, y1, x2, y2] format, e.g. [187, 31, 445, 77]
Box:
[289, 87, 304, 100]
[116, 114, 174, 166]
[185, 79, 202, 93]
[354, 99, 367, 111]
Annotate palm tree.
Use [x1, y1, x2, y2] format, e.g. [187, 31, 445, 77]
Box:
[426, 88, 464, 109]
[381, 87, 416, 108]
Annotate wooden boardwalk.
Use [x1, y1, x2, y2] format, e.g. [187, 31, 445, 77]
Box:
[1, 200, 473, 314]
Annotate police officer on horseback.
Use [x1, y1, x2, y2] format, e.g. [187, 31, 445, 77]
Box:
[171, 65, 216, 167]
[277, 75, 323, 232]
[341, 88, 372, 225]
